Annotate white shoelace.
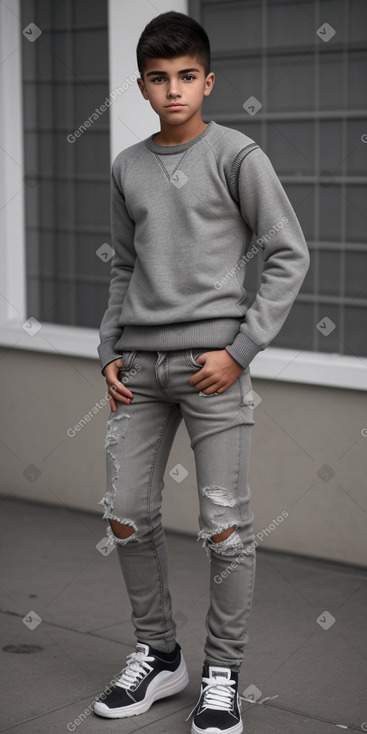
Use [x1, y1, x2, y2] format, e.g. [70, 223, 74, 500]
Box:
[186, 676, 236, 721]
[115, 650, 155, 690]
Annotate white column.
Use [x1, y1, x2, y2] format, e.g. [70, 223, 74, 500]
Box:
[0, 0, 26, 323]
[108, 0, 188, 161]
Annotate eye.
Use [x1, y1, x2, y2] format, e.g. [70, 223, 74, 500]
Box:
[151, 75, 197, 83]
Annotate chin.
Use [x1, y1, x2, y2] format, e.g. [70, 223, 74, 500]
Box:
[162, 114, 189, 124]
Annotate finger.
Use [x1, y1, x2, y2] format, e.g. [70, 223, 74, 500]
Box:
[109, 388, 132, 403]
[115, 380, 133, 396]
[109, 380, 124, 394]
[109, 381, 133, 398]
[108, 394, 117, 412]
[108, 390, 132, 408]
[191, 374, 217, 390]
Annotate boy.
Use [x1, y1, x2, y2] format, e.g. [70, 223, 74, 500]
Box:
[93, 10, 310, 734]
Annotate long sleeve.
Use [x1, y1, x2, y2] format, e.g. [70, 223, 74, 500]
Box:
[225, 147, 310, 369]
[97, 170, 136, 373]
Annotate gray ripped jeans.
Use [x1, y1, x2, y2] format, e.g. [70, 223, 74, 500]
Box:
[99, 347, 256, 672]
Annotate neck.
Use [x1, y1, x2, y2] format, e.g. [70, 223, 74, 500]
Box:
[153, 115, 207, 146]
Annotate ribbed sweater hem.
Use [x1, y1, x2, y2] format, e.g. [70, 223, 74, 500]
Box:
[115, 318, 243, 351]
[98, 318, 264, 373]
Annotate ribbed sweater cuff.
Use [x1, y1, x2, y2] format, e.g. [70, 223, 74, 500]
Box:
[225, 333, 262, 369]
[97, 338, 123, 375]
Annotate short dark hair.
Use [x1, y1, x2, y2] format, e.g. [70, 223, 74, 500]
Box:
[136, 11, 211, 79]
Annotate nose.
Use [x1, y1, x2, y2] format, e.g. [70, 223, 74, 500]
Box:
[167, 79, 181, 98]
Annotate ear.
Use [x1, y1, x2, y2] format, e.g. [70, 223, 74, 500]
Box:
[137, 77, 149, 100]
[204, 72, 215, 96]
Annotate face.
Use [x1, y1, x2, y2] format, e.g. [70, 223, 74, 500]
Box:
[137, 55, 215, 126]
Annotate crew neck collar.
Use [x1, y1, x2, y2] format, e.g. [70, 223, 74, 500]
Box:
[145, 120, 215, 154]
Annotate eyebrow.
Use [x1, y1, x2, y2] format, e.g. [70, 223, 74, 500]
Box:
[146, 68, 201, 77]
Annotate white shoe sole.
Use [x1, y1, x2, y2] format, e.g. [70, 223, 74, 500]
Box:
[93, 655, 189, 718]
[191, 719, 243, 734]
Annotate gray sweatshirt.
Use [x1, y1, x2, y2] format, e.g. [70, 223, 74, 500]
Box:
[98, 120, 310, 373]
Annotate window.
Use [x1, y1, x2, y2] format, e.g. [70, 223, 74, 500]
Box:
[190, 0, 367, 359]
[21, 0, 111, 328]
[1, 0, 365, 388]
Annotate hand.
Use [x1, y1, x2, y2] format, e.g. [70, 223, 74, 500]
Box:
[189, 349, 244, 394]
[104, 358, 134, 412]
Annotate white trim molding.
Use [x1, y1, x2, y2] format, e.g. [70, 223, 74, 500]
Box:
[0, 320, 366, 391]
[251, 346, 367, 391]
[0, 321, 99, 361]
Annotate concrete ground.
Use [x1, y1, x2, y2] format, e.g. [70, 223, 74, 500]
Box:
[0, 496, 366, 733]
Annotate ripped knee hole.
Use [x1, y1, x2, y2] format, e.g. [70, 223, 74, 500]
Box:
[211, 525, 236, 543]
[108, 519, 136, 540]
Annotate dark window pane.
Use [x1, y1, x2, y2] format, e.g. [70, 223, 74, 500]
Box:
[190, 0, 366, 358]
[344, 307, 367, 357]
[268, 56, 314, 112]
[319, 122, 342, 176]
[267, 0, 315, 47]
[347, 119, 367, 175]
[315, 306, 342, 354]
[203, 2, 261, 52]
[273, 301, 315, 351]
[345, 187, 367, 243]
[319, 251, 341, 297]
[348, 52, 367, 110]
[345, 254, 367, 300]
[203, 58, 262, 116]
[21, 0, 110, 328]
[319, 188, 343, 241]
[268, 122, 314, 176]
[319, 54, 345, 111]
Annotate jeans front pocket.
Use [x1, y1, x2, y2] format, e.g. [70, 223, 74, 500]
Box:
[119, 350, 138, 371]
[185, 347, 219, 369]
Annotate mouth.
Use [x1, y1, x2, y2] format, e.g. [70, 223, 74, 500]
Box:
[165, 104, 185, 109]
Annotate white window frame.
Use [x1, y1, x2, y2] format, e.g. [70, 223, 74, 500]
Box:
[1, 0, 366, 391]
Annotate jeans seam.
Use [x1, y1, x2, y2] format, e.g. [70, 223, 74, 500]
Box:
[234, 385, 242, 514]
[146, 402, 180, 643]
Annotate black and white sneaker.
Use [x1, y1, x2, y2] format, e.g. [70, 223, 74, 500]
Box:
[93, 641, 189, 718]
[187, 663, 243, 733]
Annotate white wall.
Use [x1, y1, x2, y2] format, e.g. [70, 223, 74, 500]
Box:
[1, 348, 366, 568]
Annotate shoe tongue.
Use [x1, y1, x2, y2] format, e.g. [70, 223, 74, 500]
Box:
[136, 643, 149, 655]
[208, 666, 231, 681]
